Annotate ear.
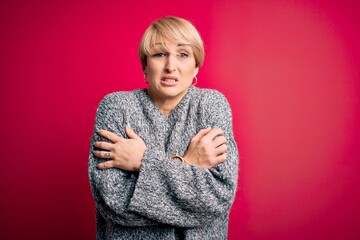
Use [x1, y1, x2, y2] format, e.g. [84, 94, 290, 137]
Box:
[193, 67, 199, 77]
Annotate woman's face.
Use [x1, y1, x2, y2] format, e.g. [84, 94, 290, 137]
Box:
[144, 39, 199, 104]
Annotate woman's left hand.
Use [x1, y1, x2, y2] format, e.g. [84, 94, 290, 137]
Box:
[93, 126, 147, 171]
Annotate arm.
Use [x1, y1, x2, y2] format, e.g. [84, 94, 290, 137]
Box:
[88, 94, 159, 226]
[127, 90, 239, 227]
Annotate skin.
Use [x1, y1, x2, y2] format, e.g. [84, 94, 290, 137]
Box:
[95, 39, 227, 170]
[94, 127, 146, 171]
[183, 128, 228, 168]
[145, 40, 199, 115]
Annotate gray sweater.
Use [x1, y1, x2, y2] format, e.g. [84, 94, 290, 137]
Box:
[88, 86, 239, 239]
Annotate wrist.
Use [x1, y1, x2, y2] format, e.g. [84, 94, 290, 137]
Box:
[171, 153, 191, 165]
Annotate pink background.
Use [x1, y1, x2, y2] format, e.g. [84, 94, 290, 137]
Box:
[1, 0, 359, 239]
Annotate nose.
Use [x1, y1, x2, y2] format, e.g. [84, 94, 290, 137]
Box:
[165, 54, 176, 73]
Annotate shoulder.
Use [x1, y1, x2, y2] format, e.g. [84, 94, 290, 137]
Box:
[196, 88, 230, 108]
[97, 89, 143, 111]
[191, 87, 234, 128]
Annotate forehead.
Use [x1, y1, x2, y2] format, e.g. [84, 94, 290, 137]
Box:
[150, 37, 192, 51]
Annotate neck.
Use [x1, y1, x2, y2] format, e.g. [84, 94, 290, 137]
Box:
[158, 103, 177, 115]
[152, 97, 182, 115]
[147, 89, 189, 115]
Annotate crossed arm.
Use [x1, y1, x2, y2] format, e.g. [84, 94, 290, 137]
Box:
[93, 126, 227, 171]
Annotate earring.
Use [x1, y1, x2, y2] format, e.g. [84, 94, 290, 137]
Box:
[192, 76, 198, 86]
[144, 74, 148, 84]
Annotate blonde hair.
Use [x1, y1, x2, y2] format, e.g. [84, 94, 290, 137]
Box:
[138, 16, 205, 71]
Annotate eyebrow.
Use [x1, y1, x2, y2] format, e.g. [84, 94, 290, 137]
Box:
[177, 43, 191, 47]
[153, 43, 191, 47]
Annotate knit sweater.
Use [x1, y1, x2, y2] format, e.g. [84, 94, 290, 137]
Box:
[88, 86, 239, 240]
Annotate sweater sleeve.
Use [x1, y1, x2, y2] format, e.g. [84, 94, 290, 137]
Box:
[127, 90, 239, 227]
[88, 93, 159, 226]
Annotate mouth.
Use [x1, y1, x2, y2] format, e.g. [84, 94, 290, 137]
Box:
[161, 76, 178, 84]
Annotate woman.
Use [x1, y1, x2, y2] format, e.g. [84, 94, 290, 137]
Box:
[89, 16, 239, 239]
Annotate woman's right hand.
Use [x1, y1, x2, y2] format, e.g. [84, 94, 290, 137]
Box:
[183, 128, 227, 168]
[93, 126, 147, 171]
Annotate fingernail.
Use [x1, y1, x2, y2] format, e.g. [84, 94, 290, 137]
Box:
[127, 123, 131, 129]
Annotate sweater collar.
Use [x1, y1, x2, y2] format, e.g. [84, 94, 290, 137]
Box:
[139, 86, 197, 121]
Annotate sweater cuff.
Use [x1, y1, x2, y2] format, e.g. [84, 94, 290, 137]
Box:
[128, 149, 190, 221]
[127, 149, 167, 216]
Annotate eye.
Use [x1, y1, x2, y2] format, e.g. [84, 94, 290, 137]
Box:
[152, 53, 166, 58]
[178, 52, 189, 58]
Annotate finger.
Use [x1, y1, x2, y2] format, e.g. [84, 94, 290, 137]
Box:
[204, 128, 224, 141]
[94, 141, 113, 151]
[97, 160, 115, 169]
[212, 135, 227, 148]
[93, 150, 112, 159]
[98, 129, 121, 143]
[125, 126, 140, 140]
[214, 144, 227, 156]
[192, 127, 212, 141]
[215, 153, 227, 164]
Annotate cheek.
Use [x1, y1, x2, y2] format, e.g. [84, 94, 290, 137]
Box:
[182, 59, 197, 76]
[146, 65, 158, 77]
[147, 60, 164, 73]
[184, 65, 197, 77]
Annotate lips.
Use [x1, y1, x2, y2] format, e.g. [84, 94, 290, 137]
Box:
[161, 76, 178, 85]
[161, 76, 178, 82]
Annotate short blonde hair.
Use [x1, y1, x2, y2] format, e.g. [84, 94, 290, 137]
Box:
[138, 16, 205, 71]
